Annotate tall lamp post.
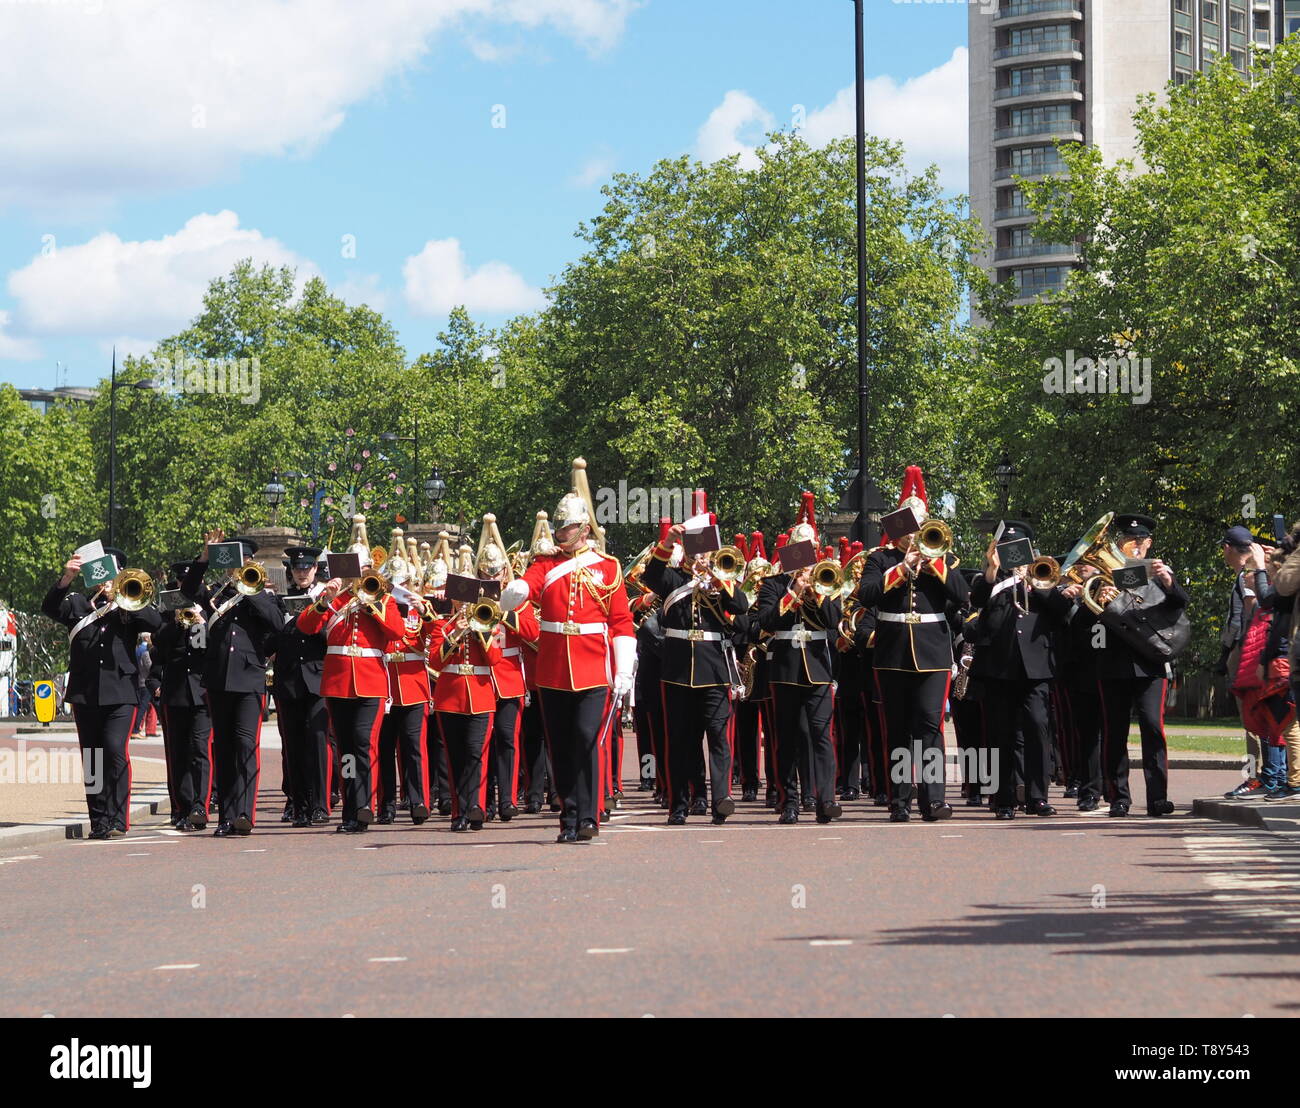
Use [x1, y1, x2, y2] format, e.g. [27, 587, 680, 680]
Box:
[107, 347, 160, 547]
[424, 468, 447, 524]
[850, 0, 886, 547]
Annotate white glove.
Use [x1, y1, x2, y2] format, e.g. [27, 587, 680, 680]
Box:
[613, 672, 633, 698]
[612, 634, 636, 698]
[500, 578, 530, 612]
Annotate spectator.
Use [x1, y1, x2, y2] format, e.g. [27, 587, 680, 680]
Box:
[1220, 526, 1272, 799]
[131, 632, 153, 741]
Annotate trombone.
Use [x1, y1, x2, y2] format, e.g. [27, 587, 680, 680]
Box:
[112, 568, 155, 612]
[467, 596, 504, 635]
[234, 561, 267, 596]
[711, 545, 746, 584]
[353, 570, 391, 606]
[1028, 555, 1061, 590]
[917, 519, 954, 559]
[810, 560, 844, 597]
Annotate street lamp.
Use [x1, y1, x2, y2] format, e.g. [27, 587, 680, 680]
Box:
[994, 451, 1018, 516]
[263, 472, 286, 527]
[107, 347, 160, 547]
[424, 468, 447, 523]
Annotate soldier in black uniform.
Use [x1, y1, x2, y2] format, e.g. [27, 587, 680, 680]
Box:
[1084, 514, 1188, 817]
[42, 548, 161, 839]
[180, 530, 283, 837]
[643, 523, 749, 824]
[758, 520, 843, 826]
[155, 562, 213, 829]
[271, 545, 330, 827]
[969, 523, 1078, 819]
[856, 475, 969, 823]
[631, 591, 664, 796]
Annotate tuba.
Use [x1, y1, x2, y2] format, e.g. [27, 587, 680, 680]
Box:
[234, 561, 267, 596]
[113, 568, 155, 612]
[1060, 512, 1129, 614]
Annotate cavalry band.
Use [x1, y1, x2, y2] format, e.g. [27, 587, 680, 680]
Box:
[44, 458, 1192, 841]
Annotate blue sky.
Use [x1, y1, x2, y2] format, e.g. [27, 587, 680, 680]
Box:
[0, 0, 970, 392]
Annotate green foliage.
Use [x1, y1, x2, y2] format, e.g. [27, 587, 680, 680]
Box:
[977, 42, 1300, 667]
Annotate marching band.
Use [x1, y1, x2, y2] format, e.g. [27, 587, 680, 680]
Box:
[45, 458, 1194, 842]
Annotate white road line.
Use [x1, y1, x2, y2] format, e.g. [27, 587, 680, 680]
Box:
[241, 848, 267, 853]
[0, 855, 41, 865]
[155, 963, 199, 970]
[1061, 831, 1086, 836]
[586, 947, 632, 954]
[941, 834, 962, 839]
[368, 957, 408, 963]
[698, 840, 724, 844]
[126, 853, 151, 857]
[809, 939, 853, 947]
[1044, 932, 1085, 938]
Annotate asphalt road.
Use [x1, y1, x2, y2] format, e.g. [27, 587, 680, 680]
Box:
[2, 749, 1297, 1018]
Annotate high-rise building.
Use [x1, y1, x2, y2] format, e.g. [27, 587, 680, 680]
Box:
[969, 0, 1295, 306]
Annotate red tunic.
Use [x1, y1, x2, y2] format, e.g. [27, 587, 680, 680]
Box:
[429, 616, 503, 715]
[296, 592, 406, 698]
[519, 546, 635, 692]
[385, 605, 437, 706]
[489, 602, 539, 700]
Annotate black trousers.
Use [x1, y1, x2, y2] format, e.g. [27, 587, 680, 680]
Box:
[733, 698, 762, 790]
[162, 703, 212, 818]
[770, 682, 836, 813]
[325, 696, 384, 822]
[538, 687, 609, 831]
[981, 677, 1052, 808]
[1100, 676, 1169, 807]
[874, 669, 949, 814]
[277, 692, 329, 814]
[1060, 674, 1102, 803]
[486, 697, 522, 811]
[835, 677, 866, 792]
[662, 683, 734, 813]
[633, 680, 662, 786]
[521, 697, 550, 805]
[950, 695, 987, 798]
[71, 702, 136, 832]
[206, 691, 264, 826]
[379, 702, 430, 811]
[436, 710, 490, 819]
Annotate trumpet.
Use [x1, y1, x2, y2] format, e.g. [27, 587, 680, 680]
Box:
[1028, 555, 1061, 590]
[353, 571, 391, 606]
[113, 568, 155, 612]
[810, 559, 844, 597]
[234, 561, 267, 596]
[917, 519, 953, 559]
[176, 606, 203, 629]
[711, 545, 746, 583]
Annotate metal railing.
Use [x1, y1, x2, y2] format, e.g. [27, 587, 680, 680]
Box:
[994, 38, 1081, 61]
[994, 79, 1081, 99]
[994, 161, 1067, 181]
[996, 0, 1082, 19]
[993, 119, 1083, 141]
[994, 242, 1079, 261]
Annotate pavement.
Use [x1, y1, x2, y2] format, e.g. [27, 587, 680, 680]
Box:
[1, 725, 1297, 1017]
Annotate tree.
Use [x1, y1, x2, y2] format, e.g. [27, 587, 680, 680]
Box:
[978, 42, 1300, 667]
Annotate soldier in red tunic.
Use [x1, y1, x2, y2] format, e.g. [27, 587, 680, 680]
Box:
[501, 464, 635, 843]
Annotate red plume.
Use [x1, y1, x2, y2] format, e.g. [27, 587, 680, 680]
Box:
[657, 516, 672, 545]
[734, 533, 749, 559]
[751, 531, 767, 561]
[691, 489, 708, 516]
[838, 536, 851, 565]
[899, 465, 928, 513]
[709, 511, 717, 527]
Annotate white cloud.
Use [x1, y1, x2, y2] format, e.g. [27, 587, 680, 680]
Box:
[694, 49, 969, 191]
[695, 91, 774, 171]
[570, 149, 616, 188]
[0, 0, 640, 210]
[335, 273, 391, 313]
[0, 310, 40, 361]
[5, 211, 317, 341]
[402, 238, 545, 315]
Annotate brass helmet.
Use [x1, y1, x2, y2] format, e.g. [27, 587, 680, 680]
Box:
[475, 513, 513, 581]
[346, 514, 372, 565]
[528, 510, 557, 560]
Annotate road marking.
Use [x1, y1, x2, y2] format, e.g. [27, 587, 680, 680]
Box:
[471, 844, 495, 848]
[809, 939, 853, 947]
[941, 834, 962, 839]
[368, 956, 408, 963]
[155, 963, 199, 970]
[1061, 831, 1086, 836]
[356, 846, 379, 850]
[0, 855, 41, 865]
[817, 836, 842, 841]
[698, 839, 724, 844]
[586, 947, 632, 954]
[89, 838, 180, 845]
[1044, 932, 1085, 938]
[158, 829, 186, 836]
[126, 853, 151, 857]
[241, 848, 267, 853]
